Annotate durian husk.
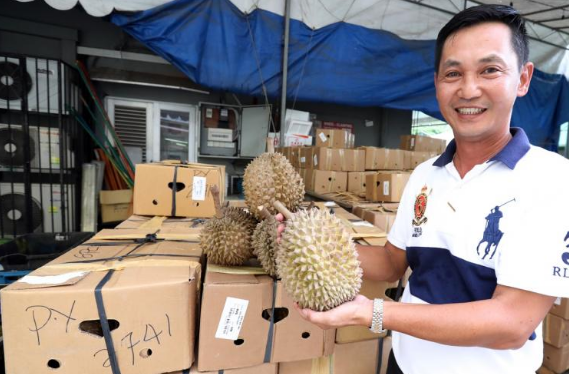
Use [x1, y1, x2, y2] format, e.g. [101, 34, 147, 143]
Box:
[252, 218, 279, 277]
[200, 216, 254, 266]
[277, 208, 362, 311]
[243, 153, 304, 220]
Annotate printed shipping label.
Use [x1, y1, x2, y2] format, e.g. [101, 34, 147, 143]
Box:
[192, 176, 207, 201]
[319, 132, 327, 142]
[215, 297, 249, 340]
[383, 181, 390, 196]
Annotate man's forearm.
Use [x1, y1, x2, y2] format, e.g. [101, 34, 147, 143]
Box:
[356, 243, 406, 282]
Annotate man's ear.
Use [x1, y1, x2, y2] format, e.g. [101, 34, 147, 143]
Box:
[517, 62, 534, 97]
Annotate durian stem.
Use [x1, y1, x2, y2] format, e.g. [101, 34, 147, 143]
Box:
[273, 200, 293, 221]
[266, 137, 275, 153]
[308, 201, 315, 210]
[258, 205, 273, 220]
[210, 185, 224, 219]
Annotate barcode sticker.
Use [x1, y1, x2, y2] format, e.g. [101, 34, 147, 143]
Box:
[383, 181, 390, 196]
[192, 177, 207, 201]
[215, 297, 249, 340]
[319, 132, 327, 142]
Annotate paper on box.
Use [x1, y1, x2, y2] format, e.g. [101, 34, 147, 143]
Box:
[133, 161, 225, 218]
[1, 229, 202, 374]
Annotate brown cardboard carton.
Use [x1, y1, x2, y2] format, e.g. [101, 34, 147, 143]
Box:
[400, 135, 446, 153]
[197, 268, 335, 371]
[551, 298, 569, 320]
[334, 149, 365, 172]
[365, 172, 410, 203]
[315, 128, 352, 149]
[188, 363, 277, 374]
[312, 148, 338, 171]
[299, 147, 312, 169]
[402, 150, 412, 170]
[348, 172, 376, 194]
[537, 365, 556, 374]
[279, 337, 392, 374]
[312, 170, 347, 194]
[298, 168, 314, 192]
[544, 313, 569, 348]
[410, 151, 439, 169]
[1, 229, 202, 374]
[360, 147, 405, 170]
[99, 189, 133, 223]
[335, 279, 396, 343]
[133, 161, 225, 218]
[543, 343, 569, 374]
[115, 215, 207, 232]
[363, 204, 399, 234]
[289, 147, 302, 168]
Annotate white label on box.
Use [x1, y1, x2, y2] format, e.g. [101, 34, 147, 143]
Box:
[192, 176, 207, 201]
[313, 155, 318, 166]
[319, 132, 327, 142]
[410, 138, 415, 147]
[324, 201, 337, 207]
[554, 297, 561, 306]
[19, 271, 87, 285]
[206, 108, 213, 118]
[383, 181, 390, 196]
[215, 297, 249, 340]
[300, 157, 306, 164]
[352, 221, 374, 227]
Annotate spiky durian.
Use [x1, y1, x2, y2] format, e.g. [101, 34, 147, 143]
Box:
[277, 208, 362, 311]
[223, 207, 257, 233]
[243, 153, 304, 220]
[252, 217, 279, 277]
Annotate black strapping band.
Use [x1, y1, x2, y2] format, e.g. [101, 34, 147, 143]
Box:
[263, 279, 278, 363]
[182, 369, 190, 374]
[171, 166, 179, 217]
[95, 270, 121, 374]
[218, 371, 224, 374]
[375, 337, 384, 374]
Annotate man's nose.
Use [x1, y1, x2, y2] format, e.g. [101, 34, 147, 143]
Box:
[458, 74, 481, 99]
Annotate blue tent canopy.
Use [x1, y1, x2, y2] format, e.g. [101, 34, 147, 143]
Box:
[111, 0, 569, 149]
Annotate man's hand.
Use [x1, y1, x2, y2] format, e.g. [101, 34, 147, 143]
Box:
[293, 295, 373, 330]
[275, 213, 285, 243]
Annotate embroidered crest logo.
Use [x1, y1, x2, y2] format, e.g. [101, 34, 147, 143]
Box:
[412, 185, 429, 226]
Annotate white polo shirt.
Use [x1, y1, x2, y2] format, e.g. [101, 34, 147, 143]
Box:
[388, 128, 569, 374]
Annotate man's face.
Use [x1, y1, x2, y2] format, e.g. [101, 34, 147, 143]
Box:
[434, 22, 533, 143]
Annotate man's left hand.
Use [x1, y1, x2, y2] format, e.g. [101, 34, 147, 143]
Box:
[293, 295, 373, 330]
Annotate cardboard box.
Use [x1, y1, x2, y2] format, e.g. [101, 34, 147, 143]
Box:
[133, 161, 225, 218]
[363, 205, 399, 234]
[366, 172, 410, 203]
[115, 215, 208, 234]
[279, 337, 392, 374]
[410, 151, 438, 169]
[197, 269, 335, 371]
[335, 279, 396, 343]
[360, 147, 405, 170]
[289, 147, 302, 168]
[310, 148, 365, 172]
[551, 298, 569, 320]
[1, 229, 202, 374]
[188, 363, 277, 374]
[315, 129, 353, 149]
[544, 313, 569, 348]
[99, 189, 133, 223]
[400, 135, 446, 153]
[298, 168, 314, 192]
[543, 343, 569, 374]
[312, 170, 347, 194]
[348, 172, 376, 195]
[537, 365, 556, 374]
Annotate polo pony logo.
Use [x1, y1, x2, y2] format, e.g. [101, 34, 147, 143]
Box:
[476, 199, 515, 260]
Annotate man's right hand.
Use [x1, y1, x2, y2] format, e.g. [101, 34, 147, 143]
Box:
[275, 213, 285, 243]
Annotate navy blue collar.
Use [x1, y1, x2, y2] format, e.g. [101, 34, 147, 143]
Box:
[433, 127, 530, 170]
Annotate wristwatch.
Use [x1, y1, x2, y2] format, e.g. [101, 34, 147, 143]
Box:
[369, 298, 387, 334]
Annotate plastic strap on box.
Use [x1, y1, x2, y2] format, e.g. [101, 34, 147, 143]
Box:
[95, 269, 121, 374]
[375, 337, 384, 374]
[263, 279, 278, 363]
[182, 370, 189, 374]
[171, 166, 179, 217]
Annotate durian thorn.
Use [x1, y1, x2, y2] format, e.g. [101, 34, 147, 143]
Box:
[273, 200, 293, 221]
[258, 205, 273, 221]
[210, 185, 224, 219]
[266, 137, 275, 153]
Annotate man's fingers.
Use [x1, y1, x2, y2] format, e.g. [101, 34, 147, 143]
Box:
[275, 213, 285, 222]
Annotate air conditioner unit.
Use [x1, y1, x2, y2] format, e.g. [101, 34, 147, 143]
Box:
[0, 183, 75, 237]
[0, 124, 75, 171]
[0, 57, 78, 114]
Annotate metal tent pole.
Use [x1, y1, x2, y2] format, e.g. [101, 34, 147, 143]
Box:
[279, 0, 291, 147]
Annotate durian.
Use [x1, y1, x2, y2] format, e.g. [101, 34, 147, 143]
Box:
[200, 186, 256, 266]
[252, 206, 279, 277]
[243, 153, 304, 220]
[275, 201, 362, 311]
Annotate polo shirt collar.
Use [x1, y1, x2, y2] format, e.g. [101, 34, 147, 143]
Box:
[432, 127, 530, 169]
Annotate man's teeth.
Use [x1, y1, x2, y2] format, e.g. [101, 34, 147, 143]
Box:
[457, 108, 484, 115]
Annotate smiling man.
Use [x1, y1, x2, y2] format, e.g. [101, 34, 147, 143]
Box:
[288, 4, 569, 374]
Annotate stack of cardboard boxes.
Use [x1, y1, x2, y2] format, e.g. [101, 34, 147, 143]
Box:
[0, 161, 394, 374]
[541, 298, 569, 373]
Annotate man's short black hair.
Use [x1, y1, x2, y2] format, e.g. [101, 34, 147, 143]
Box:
[435, 4, 529, 73]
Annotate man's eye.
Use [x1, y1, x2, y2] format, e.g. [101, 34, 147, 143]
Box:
[445, 71, 460, 78]
[483, 67, 500, 74]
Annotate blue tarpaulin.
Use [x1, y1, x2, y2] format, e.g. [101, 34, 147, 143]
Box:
[111, 0, 569, 149]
